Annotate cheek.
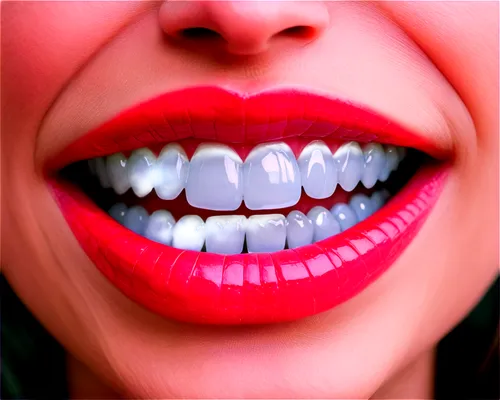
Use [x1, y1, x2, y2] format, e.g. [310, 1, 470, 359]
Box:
[2, 2, 153, 135]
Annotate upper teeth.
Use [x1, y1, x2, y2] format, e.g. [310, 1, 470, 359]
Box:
[91, 141, 406, 211]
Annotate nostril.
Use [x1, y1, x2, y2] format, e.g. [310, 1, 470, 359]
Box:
[180, 27, 221, 40]
[279, 25, 317, 40]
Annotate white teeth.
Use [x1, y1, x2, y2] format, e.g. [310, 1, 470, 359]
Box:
[243, 143, 301, 210]
[127, 148, 157, 197]
[106, 153, 130, 195]
[379, 145, 399, 182]
[349, 194, 374, 221]
[331, 203, 358, 232]
[144, 210, 176, 245]
[205, 215, 247, 254]
[361, 143, 386, 189]
[186, 144, 243, 211]
[123, 205, 149, 235]
[371, 189, 391, 211]
[155, 144, 189, 200]
[108, 203, 128, 224]
[307, 206, 341, 242]
[333, 142, 364, 192]
[95, 157, 111, 188]
[286, 210, 314, 249]
[298, 141, 338, 199]
[171, 215, 205, 251]
[246, 214, 287, 253]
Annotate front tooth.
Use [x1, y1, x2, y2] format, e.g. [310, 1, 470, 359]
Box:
[286, 210, 314, 249]
[298, 141, 338, 199]
[307, 206, 341, 242]
[123, 206, 149, 235]
[205, 215, 247, 254]
[379, 146, 399, 182]
[186, 144, 243, 211]
[106, 153, 130, 195]
[333, 142, 364, 192]
[331, 203, 358, 231]
[243, 143, 301, 210]
[171, 215, 205, 251]
[144, 210, 176, 245]
[361, 143, 386, 189]
[108, 203, 128, 224]
[127, 148, 157, 197]
[349, 194, 374, 221]
[95, 157, 111, 188]
[155, 144, 189, 200]
[246, 214, 286, 253]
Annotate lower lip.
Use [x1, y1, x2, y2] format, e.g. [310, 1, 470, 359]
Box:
[50, 164, 447, 325]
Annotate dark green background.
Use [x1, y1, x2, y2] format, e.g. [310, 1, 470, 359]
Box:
[1, 275, 498, 399]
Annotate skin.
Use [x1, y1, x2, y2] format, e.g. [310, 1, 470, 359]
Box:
[2, 1, 498, 398]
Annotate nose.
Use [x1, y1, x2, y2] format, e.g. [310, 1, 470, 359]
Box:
[159, 1, 329, 56]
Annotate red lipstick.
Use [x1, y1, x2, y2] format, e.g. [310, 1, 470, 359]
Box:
[48, 87, 448, 325]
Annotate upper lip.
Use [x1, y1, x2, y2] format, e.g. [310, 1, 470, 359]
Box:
[47, 86, 447, 172]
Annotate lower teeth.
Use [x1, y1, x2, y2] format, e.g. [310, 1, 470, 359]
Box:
[108, 190, 390, 254]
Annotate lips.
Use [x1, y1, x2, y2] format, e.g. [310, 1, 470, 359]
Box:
[48, 86, 448, 325]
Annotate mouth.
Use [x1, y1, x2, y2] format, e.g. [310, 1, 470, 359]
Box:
[48, 87, 449, 325]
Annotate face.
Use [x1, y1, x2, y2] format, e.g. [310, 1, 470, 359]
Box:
[2, 1, 498, 398]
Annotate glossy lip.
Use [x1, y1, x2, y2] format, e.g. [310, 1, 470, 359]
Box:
[48, 86, 449, 325]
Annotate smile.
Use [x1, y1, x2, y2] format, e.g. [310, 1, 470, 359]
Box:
[48, 86, 449, 325]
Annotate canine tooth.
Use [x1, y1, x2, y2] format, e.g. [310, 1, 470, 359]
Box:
[361, 143, 386, 189]
[243, 142, 301, 210]
[205, 215, 247, 254]
[95, 157, 111, 188]
[286, 210, 313, 249]
[246, 214, 286, 253]
[144, 210, 176, 245]
[298, 141, 338, 199]
[171, 215, 205, 251]
[155, 144, 189, 200]
[123, 206, 149, 235]
[307, 206, 341, 242]
[108, 203, 128, 224]
[127, 148, 157, 197]
[349, 194, 374, 221]
[186, 144, 243, 211]
[333, 142, 364, 192]
[331, 203, 358, 231]
[106, 153, 130, 195]
[379, 145, 399, 182]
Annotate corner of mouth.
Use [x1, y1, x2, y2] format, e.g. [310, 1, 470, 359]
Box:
[48, 86, 451, 325]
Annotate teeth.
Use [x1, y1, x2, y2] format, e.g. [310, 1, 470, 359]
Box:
[286, 210, 314, 249]
[144, 210, 176, 245]
[205, 215, 247, 254]
[331, 203, 358, 232]
[88, 159, 97, 175]
[155, 144, 189, 200]
[371, 189, 390, 211]
[127, 148, 157, 197]
[106, 153, 130, 195]
[333, 142, 364, 192]
[95, 157, 111, 188]
[307, 206, 341, 242]
[298, 141, 338, 199]
[108, 203, 128, 224]
[379, 145, 399, 182]
[171, 215, 205, 251]
[186, 144, 243, 211]
[123, 205, 149, 235]
[361, 143, 386, 189]
[246, 214, 287, 253]
[243, 143, 301, 210]
[349, 194, 374, 221]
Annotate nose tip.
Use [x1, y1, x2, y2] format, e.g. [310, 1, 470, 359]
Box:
[159, 1, 329, 55]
